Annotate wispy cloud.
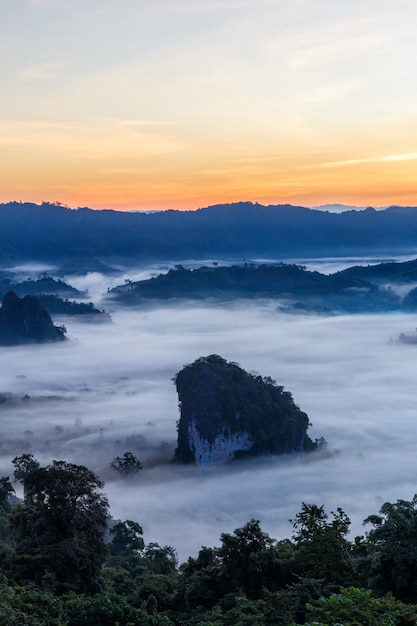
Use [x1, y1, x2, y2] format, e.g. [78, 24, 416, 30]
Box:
[322, 153, 417, 168]
[20, 62, 65, 81]
[289, 32, 391, 70]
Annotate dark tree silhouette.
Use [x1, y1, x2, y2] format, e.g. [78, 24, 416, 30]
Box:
[111, 452, 142, 477]
[11, 460, 109, 594]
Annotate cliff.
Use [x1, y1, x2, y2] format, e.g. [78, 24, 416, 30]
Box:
[174, 355, 317, 465]
[0, 291, 66, 345]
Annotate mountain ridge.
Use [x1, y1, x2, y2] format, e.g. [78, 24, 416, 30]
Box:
[2, 201, 417, 262]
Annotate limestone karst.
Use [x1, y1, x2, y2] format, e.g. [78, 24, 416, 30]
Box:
[174, 354, 318, 465]
[0, 291, 66, 345]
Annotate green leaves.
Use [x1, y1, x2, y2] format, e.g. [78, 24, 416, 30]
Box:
[109, 520, 144, 557]
[305, 586, 417, 626]
[110, 452, 143, 477]
[291, 503, 353, 585]
[10, 460, 109, 594]
[361, 495, 417, 602]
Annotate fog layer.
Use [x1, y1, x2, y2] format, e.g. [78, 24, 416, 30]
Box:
[1, 295, 416, 559]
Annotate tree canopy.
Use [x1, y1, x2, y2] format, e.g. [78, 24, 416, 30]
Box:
[10, 459, 109, 594]
[1, 455, 417, 625]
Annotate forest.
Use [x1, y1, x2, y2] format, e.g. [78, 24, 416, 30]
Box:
[1, 218, 417, 625]
[1, 454, 417, 625]
[2, 201, 417, 263]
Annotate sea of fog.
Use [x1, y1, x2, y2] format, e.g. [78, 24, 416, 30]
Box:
[1, 257, 417, 560]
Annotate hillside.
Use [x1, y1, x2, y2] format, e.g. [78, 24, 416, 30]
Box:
[106, 262, 404, 313]
[0, 292, 66, 345]
[2, 201, 417, 262]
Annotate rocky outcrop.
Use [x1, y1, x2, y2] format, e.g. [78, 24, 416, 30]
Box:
[174, 354, 317, 465]
[0, 291, 66, 345]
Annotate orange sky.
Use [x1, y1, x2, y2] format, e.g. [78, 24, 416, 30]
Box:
[2, 1, 417, 211]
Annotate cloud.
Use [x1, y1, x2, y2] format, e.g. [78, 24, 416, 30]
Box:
[322, 153, 417, 168]
[1, 262, 417, 560]
[289, 32, 392, 71]
[20, 63, 65, 81]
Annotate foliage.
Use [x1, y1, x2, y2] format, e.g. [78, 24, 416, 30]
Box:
[10, 460, 109, 594]
[361, 495, 417, 602]
[0, 582, 67, 626]
[110, 451, 143, 477]
[177, 521, 297, 616]
[0, 291, 66, 345]
[174, 355, 317, 465]
[304, 586, 417, 626]
[218, 519, 276, 599]
[4, 453, 417, 625]
[178, 546, 223, 611]
[105, 539, 179, 614]
[291, 503, 354, 585]
[12, 453, 40, 503]
[0, 476, 14, 504]
[109, 519, 145, 556]
[63, 590, 175, 626]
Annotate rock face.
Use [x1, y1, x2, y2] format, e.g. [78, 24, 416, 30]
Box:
[0, 291, 66, 345]
[174, 354, 317, 465]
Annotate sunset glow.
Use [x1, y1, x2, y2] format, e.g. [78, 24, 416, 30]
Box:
[2, 1, 417, 210]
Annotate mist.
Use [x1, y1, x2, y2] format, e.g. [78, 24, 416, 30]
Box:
[1, 289, 417, 560]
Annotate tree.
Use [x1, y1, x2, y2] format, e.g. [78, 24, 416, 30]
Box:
[178, 546, 223, 611]
[291, 502, 354, 584]
[0, 476, 14, 505]
[12, 454, 40, 503]
[362, 495, 417, 602]
[0, 585, 67, 626]
[130, 543, 179, 613]
[62, 590, 174, 626]
[218, 519, 276, 599]
[110, 451, 142, 477]
[0, 477, 15, 566]
[109, 519, 145, 557]
[11, 460, 109, 594]
[142, 543, 178, 576]
[304, 586, 417, 626]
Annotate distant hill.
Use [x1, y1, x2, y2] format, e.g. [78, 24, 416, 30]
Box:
[106, 262, 405, 313]
[336, 259, 417, 283]
[312, 203, 369, 212]
[0, 292, 66, 345]
[0, 276, 86, 299]
[1, 201, 417, 262]
[0, 276, 109, 320]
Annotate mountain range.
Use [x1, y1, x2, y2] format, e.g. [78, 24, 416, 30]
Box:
[2, 201, 417, 263]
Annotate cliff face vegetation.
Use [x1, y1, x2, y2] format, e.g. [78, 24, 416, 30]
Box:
[174, 355, 317, 465]
[0, 291, 66, 345]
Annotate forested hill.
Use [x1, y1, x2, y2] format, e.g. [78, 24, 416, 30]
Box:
[106, 263, 409, 313]
[2, 201, 417, 262]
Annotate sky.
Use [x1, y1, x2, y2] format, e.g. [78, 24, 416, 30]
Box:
[2, 0, 417, 211]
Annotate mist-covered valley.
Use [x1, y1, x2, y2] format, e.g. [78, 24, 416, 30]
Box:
[1, 259, 417, 561]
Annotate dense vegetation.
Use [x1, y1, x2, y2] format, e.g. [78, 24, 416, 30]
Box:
[0, 292, 67, 345]
[3, 201, 417, 263]
[0, 276, 86, 299]
[106, 263, 406, 313]
[0, 276, 108, 319]
[174, 355, 318, 464]
[1, 456, 417, 625]
[33, 295, 110, 319]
